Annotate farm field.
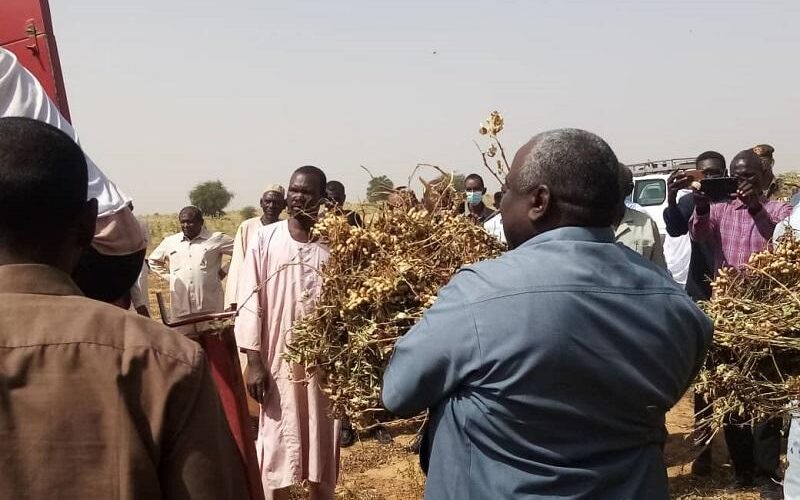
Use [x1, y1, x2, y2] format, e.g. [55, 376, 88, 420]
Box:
[142, 210, 774, 500]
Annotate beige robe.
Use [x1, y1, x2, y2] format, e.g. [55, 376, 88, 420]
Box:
[234, 220, 339, 493]
[225, 216, 265, 310]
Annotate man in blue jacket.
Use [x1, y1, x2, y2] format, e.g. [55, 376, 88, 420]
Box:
[382, 128, 713, 500]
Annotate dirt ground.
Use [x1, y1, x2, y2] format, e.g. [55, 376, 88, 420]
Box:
[330, 394, 770, 500]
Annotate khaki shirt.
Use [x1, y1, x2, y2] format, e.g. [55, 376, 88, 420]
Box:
[0, 264, 247, 500]
[148, 228, 234, 318]
[615, 207, 667, 268]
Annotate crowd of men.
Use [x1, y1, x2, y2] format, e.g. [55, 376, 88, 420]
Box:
[1, 105, 799, 499]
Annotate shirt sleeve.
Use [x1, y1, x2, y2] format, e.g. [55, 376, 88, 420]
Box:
[753, 202, 791, 241]
[224, 224, 247, 309]
[382, 271, 482, 417]
[129, 263, 149, 309]
[689, 204, 717, 243]
[218, 234, 235, 275]
[663, 196, 693, 237]
[649, 219, 667, 269]
[160, 351, 248, 500]
[147, 237, 172, 281]
[219, 234, 235, 256]
[234, 235, 263, 352]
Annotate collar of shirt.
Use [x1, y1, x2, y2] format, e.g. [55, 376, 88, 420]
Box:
[614, 207, 650, 238]
[182, 227, 212, 242]
[518, 226, 615, 251]
[0, 264, 83, 296]
[727, 197, 769, 211]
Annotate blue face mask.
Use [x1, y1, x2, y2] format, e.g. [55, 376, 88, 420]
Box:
[466, 190, 483, 206]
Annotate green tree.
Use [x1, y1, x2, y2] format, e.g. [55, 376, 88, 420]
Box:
[189, 180, 234, 217]
[240, 205, 258, 219]
[366, 175, 395, 202]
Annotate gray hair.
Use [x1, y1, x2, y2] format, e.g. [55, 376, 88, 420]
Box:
[513, 128, 620, 226]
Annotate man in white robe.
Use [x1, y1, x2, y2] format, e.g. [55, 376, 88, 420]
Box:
[235, 166, 339, 500]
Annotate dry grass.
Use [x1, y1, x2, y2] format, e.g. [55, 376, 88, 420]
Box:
[698, 234, 800, 433]
[284, 203, 504, 426]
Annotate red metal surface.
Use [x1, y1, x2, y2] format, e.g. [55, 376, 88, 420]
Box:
[0, 0, 71, 120]
[197, 329, 265, 500]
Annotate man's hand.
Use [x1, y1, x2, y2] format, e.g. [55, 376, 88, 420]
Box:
[737, 180, 762, 213]
[668, 170, 692, 205]
[692, 189, 711, 215]
[245, 350, 268, 404]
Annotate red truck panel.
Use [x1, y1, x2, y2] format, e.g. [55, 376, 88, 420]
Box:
[0, 0, 71, 121]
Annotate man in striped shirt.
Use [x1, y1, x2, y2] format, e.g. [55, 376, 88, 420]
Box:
[690, 149, 791, 274]
[690, 148, 791, 489]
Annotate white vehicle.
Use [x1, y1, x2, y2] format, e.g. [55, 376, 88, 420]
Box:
[627, 158, 695, 237]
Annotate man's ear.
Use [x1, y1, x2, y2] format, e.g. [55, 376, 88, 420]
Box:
[78, 198, 98, 248]
[528, 185, 551, 222]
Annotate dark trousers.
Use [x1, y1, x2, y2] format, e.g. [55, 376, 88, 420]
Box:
[723, 418, 782, 480]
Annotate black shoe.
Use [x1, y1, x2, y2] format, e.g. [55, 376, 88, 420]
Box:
[340, 425, 355, 448]
[408, 433, 423, 454]
[374, 426, 393, 445]
[691, 458, 712, 477]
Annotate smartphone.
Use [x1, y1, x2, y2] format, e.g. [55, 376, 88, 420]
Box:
[700, 177, 738, 202]
[682, 169, 705, 181]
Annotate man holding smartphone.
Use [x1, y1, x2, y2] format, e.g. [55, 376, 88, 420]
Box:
[690, 150, 791, 275]
[663, 151, 726, 476]
[689, 149, 792, 489]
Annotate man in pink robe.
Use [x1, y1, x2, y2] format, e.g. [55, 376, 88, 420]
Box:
[235, 166, 339, 500]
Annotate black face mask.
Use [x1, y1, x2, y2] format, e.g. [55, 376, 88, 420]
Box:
[72, 247, 146, 303]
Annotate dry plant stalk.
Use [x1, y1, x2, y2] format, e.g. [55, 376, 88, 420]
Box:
[475, 110, 510, 185]
[697, 233, 800, 433]
[284, 202, 504, 427]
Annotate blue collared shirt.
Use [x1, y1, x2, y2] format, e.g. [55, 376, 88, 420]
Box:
[382, 226, 712, 500]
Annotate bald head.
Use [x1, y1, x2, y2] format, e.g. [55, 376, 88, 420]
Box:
[501, 129, 620, 248]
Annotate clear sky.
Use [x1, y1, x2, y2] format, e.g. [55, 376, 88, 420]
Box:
[49, 0, 799, 214]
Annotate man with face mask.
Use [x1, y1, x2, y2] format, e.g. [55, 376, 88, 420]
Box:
[235, 166, 339, 500]
[464, 173, 495, 223]
[383, 129, 711, 500]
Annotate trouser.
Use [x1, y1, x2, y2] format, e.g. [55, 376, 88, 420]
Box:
[724, 417, 782, 480]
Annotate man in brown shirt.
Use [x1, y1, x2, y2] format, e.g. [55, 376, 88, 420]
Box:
[0, 117, 248, 499]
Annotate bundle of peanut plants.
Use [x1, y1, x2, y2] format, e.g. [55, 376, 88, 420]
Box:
[697, 233, 800, 433]
[284, 200, 504, 427]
